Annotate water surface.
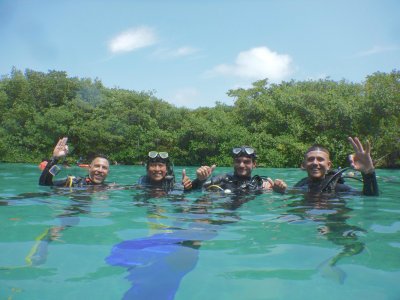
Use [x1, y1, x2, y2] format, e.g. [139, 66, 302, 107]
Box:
[0, 163, 399, 300]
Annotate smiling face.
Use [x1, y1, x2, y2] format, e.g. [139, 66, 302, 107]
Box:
[302, 150, 332, 181]
[233, 156, 255, 178]
[147, 162, 167, 182]
[89, 157, 110, 184]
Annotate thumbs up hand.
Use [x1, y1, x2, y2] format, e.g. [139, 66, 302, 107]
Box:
[182, 169, 193, 190]
[196, 164, 216, 181]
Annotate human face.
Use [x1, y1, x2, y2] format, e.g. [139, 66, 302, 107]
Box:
[147, 162, 167, 182]
[89, 157, 110, 184]
[303, 150, 332, 181]
[233, 156, 255, 178]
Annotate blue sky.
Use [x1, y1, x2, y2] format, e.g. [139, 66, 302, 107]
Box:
[1, 0, 399, 108]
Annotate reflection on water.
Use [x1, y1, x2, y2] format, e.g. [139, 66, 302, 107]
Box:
[106, 187, 262, 299]
[282, 192, 366, 284]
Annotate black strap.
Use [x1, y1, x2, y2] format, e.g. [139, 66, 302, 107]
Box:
[321, 167, 350, 192]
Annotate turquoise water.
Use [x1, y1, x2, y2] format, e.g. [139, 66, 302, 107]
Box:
[0, 163, 399, 300]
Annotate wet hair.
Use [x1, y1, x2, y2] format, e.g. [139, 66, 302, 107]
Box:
[304, 144, 330, 157]
[90, 154, 110, 164]
[232, 146, 257, 161]
[146, 157, 167, 168]
[146, 157, 175, 178]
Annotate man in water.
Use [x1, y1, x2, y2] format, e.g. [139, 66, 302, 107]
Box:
[39, 137, 110, 187]
[34, 137, 110, 266]
[191, 146, 287, 193]
[294, 136, 378, 195]
[137, 151, 193, 192]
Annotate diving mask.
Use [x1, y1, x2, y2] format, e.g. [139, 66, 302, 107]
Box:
[148, 151, 169, 159]
[232, 146, 256, 158]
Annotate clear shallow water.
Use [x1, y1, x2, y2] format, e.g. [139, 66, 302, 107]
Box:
[0, 163, 399, 300]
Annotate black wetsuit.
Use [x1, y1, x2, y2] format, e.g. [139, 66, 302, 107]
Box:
[39, 158, 101, 187]
[294, 171, 379, 196]
[192, 173, 265, 192]
[137, 175, 178, 193]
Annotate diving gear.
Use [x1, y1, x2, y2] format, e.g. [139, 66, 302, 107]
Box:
[294, 167, 379, 196]
[202, 173, 266, 193]
[148, 151, 169, 159]
[232, 146, 257, 159]
[49, 164, 61, 176]
[320, 167, 350, 192]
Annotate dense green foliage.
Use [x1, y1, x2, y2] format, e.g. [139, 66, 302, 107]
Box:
[1, 67, 399, 168]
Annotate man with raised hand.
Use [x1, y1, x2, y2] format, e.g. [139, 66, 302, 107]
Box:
[294, 136, 378, 195]
[191, 146, 287, 193]
[39, 137, 110, 187]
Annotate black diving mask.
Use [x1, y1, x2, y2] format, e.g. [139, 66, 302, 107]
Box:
[232, 146, 256, 158]
[148, 151, 169, 159]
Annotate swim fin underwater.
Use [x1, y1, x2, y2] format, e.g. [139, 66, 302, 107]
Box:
[25, 228, 53, 266]
[317, 257, 346, 284]
[106, 227, 217, 300]
[0, 227, 52, 271]
[316, 240, 365, 284]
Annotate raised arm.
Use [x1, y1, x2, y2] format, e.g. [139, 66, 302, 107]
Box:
[348, 137, 374, 174]
[181, 169, 193, 191]
[260, 178, 287, 193]
[39, 137, 69, 186]
[191, 165, 216, 189]
[347, 136, 378, 196]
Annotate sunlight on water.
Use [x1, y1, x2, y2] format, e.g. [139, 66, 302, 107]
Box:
[0, 163, 399, 300]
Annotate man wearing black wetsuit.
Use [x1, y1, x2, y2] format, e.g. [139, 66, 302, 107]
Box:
[294, 136, 378, 195]
[39, 137, 110, 187]
[191, 146, 286, 193]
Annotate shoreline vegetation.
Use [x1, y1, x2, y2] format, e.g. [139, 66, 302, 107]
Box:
[0, 67, 399, 168]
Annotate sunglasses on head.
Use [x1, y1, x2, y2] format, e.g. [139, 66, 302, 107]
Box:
[148, 151, 169, 159]
[232, 146, 255, 157]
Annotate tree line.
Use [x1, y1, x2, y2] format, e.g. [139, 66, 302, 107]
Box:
[0, 67, 399, 168]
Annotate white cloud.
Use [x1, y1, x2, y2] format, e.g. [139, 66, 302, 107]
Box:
[153, 46, 200, 59]
[356, 45, 399, 57]
[210, 46, 294, 82]
[174, 46, 198, 57]
[108, 26, 157, 53]
[171, 87, 202, 108]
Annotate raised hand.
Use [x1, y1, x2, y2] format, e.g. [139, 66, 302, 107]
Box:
[196, 164, 216, 181]
[262, 178, 274, 190]
[52, 137, 69, 159]
[262, 178, 287, 193]
[272, 179, 287, 194]
[182, 169, 193, 190]
[348, 136, 375, 174]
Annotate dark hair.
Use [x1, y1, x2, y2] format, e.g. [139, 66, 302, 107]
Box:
[146, 157, 174, 177]
[90, 154, 110, 164]
[232, 146, 257, 161]
[304, 145, 330, 157]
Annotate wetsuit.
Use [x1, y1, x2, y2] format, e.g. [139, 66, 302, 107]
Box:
[137, 175, 183, 194]
[192, 173, 265, 192]
[39, 158, 100, 187]
[294, 171, 379, 196]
